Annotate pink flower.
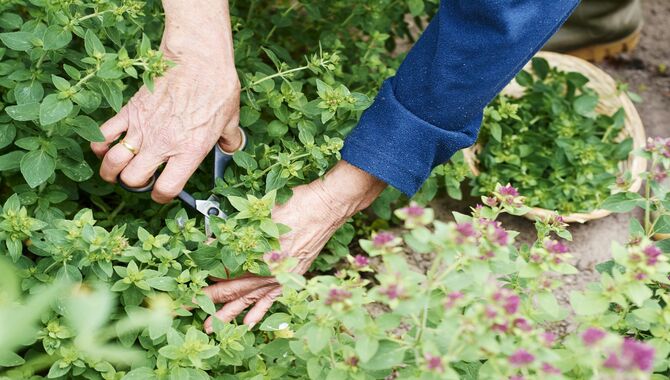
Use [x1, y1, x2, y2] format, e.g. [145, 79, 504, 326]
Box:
[264, 251, 285, 263]
[604, 352, 622, 370]
[622, 338, 655, 371]
[581, 328, 606, 346]
[504, 294, 520, 314]
[404, 204, 425, 217]
[455, 223, 477, 238]
[382, 284, 403, 300]
[643, 245, 662, 266]
[499, 184, 520, 197]
[373, 231, 396, 247]
[424, 354, 444, 373]
[508, 349, 535, 366]
[542, 363, 561, 374]
[353, 254, 370, 267]
[545, 239, 569, 254]
[444, 291, 463, 309]
[484, 196, 498, 207]
[513, 318, 532, 332]
[324, 288, 352, 305]
[542, 332, 557, 346]
[345, 356, 359, 367]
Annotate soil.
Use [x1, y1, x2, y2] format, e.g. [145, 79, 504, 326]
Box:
[423, 0, 670, 334]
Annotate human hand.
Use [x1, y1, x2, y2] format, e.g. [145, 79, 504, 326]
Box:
[91, 1, 241, 203]
[202, 161, 386, 333]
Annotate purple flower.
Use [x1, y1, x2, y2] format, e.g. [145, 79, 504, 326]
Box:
[504, 294, 520, 314]
[513, 318, 532, 332]
[508, 349, 535, 367]
[382, 284, 403, 300]
[345, 356, 359, 367]
[542, 332, 557, 346]
[652, 165, 668, 182]
[404, 203, 425, 217]
[545, 239, 569, 254]
[622, 338, 655, 371]
[373, 231, 396, 247]
[499, 184, 520, 197]
[581, 327, 606, 346]
[424, 354, 444, 373]
[542, 363, 561, 375]
[604, 352, 622, 370]
[643, 245, 662, 266]
[493, 227, 509, 246]
[353, 254, 369, 267]
[456, 223, 477, 238]
[444, 291, 463, 309]
[324, 288, 352, 305]
[484, 196, 498, 207]
[264, 251, 285, 263]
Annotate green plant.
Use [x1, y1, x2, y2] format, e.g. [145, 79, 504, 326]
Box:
[473, 57, 633, 214]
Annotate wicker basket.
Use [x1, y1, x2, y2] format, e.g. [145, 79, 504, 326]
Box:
[463, 51, 647, 224]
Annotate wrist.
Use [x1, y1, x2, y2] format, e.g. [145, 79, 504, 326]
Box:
[161, 1, 235, 64]
[322, 161, 387, 215]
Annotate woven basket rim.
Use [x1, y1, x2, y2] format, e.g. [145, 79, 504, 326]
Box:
[463, 51, 647, 224]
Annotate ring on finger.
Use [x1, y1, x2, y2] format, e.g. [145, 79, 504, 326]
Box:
[119, 139, 139, 155]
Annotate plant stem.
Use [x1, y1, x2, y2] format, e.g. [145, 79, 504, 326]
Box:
[77, 9, 113, 22]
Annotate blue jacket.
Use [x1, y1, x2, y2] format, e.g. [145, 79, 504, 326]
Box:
[341, 0, 580, 196]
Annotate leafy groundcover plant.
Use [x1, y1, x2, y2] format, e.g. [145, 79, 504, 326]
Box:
[473, 57, 633, 214]
[2, 1, 670, 379]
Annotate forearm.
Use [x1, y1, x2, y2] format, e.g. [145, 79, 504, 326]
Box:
[342, 0, 580, 196]
[161, 0, 235, 64]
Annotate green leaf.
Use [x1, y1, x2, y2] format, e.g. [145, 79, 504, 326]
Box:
[625, 282, 653, 306]
[232, 151, 257, 171]
[100, 81, 123, 112]
[0, 151, 25, 170]
[531, 57, 550, 80]
[0, 31, 33, 51]
[573, 94, 599, 116]
[515, 70, 533, 87]
[146, 277, 177, 291]
[51, 75, 71, 91]
[239, 106, 260, 127]
[0, 124, 16, 149]
[84, 29, 105, 56]
[355, 334, 379, 363]
[43, 25, 72, 50]
[20, 149, 56, 187]
[70, 115, 104, 142]
[40, 94, 73, 126]
[14, 81, 44, 104]
[359, 340, 406, 371]
[536, 292, 560, 318]
[306, 324, 331, 354]
[5, 103, 39, 121]
[407, 0, 425, 16]
[601, 192, 645, 213]
[195, 293, 216, 315]
[259, 313, 291, 331]
[569, 291, 609, 316]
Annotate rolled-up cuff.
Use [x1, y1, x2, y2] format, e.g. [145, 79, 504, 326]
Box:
[341, 80, 479, 196]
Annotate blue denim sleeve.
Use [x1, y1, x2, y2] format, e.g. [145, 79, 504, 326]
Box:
[340, 0, 580, 196]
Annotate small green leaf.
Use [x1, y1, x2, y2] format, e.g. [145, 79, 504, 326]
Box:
[5, 103, 40, 121]
[0, 31, 33, 51]
[601, 192, 645, 213]
[573, 94, 599, 116]
[20, 149, 56, 187]
[40, 94, 73, 126]
[84, 29, 105, 56]
[232, 151, 257, 171]
[531, 57, 550, 80]
[43, 25, 72, 50]
[70, 115, 104, 142]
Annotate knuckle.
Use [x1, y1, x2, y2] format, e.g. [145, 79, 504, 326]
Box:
[105, 150, 127, 167]
[152, 182, 180, 203]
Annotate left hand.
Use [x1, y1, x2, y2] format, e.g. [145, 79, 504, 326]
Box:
[202, 161, 386, 333]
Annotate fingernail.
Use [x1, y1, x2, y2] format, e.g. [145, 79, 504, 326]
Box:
[247, 323, 255, 330]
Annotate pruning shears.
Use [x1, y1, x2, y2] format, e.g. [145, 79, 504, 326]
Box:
[119, 127, 246, 237]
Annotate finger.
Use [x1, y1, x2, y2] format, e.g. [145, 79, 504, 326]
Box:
[119, 151, 165, 188]
[151, 154, 206, 204]
[204, 286, 271, 334]
[202, 276, 277, 304]
[218, 124, 244, 153]
[99, 133, 142, 183]
[243, 286, 282, 328]
[91, 108, 129, 158]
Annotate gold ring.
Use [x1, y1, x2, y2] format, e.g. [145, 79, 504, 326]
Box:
[120, 139, 138, 155]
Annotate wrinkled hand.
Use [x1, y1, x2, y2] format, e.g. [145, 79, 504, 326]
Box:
[202, 161, 386, 333]
[92, 4, 241, 203]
